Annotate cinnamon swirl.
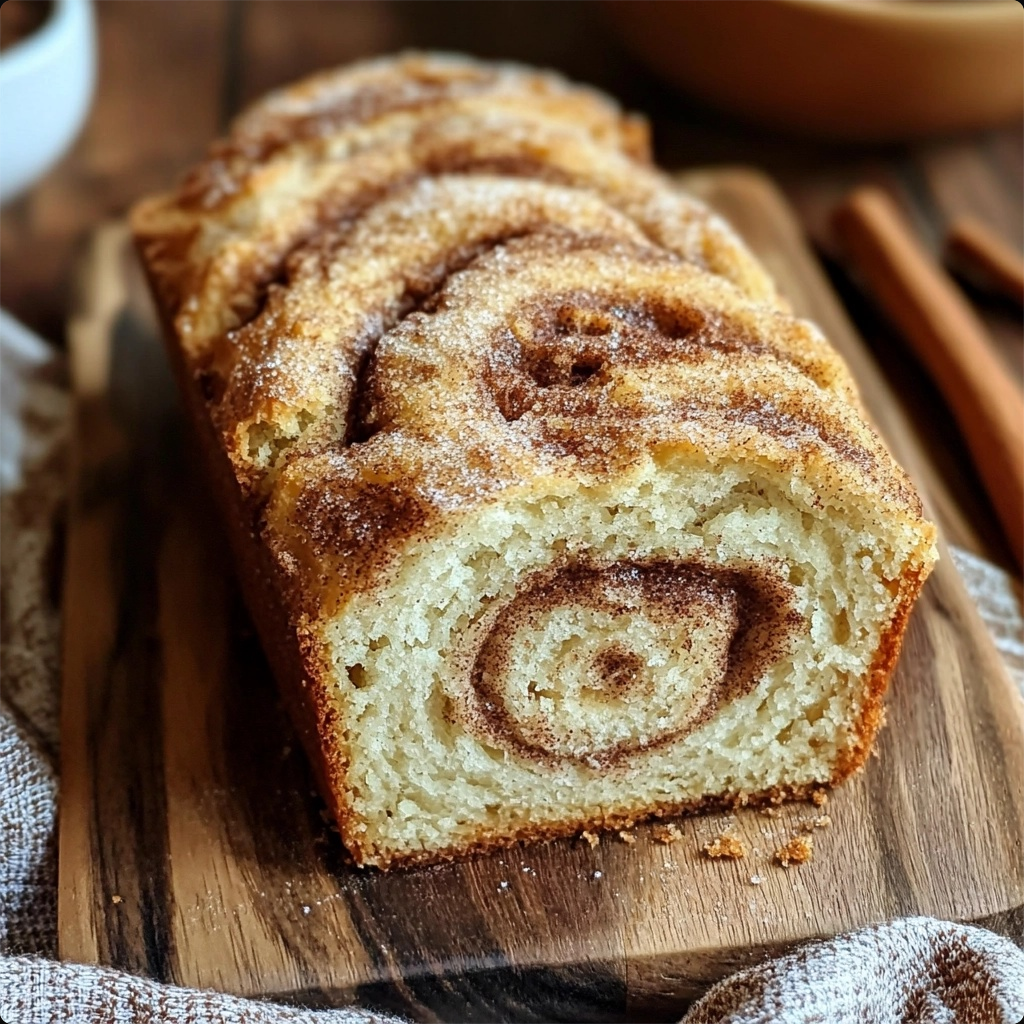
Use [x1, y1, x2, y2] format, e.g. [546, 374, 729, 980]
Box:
[133, 54, 937, 869]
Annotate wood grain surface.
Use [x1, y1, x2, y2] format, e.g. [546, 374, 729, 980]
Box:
[58, 171, 1024, 1022]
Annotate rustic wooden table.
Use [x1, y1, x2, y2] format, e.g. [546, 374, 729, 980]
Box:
[2, 1, 1021, 574]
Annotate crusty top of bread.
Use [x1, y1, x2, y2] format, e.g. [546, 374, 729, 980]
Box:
[132, 52, 777, 347]
[259, 230, 923, 620]
[132, 53, 927, 624]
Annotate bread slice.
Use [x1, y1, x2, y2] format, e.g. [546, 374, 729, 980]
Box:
[133, 54, 937, 869]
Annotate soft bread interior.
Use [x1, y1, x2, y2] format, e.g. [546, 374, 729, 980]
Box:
[320, 452, 927, 864]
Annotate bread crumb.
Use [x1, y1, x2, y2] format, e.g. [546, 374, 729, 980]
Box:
[702, 832, 748, 860]
[581, 830, 600, 849]
[758, 806, 780, 818]
[811, 788, 829, 807]
[800, 814, 832, 833]
[774, 834, 814, 867]
[749, 874, 764, 885]
[653, 823, 683, 844]
[618, 830, 636, 845]
[111, 895, 123, 905]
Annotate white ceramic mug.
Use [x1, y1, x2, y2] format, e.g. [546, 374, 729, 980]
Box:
[0, 0, 95, 204]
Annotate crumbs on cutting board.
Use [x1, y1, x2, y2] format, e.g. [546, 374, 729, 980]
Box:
[800, 814, 832, 833]
[774, 834, 814, 867]
[696, 793, 835, 881]
[702, 832, 748, 860]
[653, 823, 684, 845]
[566, 798, 831, 889]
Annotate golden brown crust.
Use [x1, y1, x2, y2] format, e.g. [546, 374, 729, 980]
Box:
[132, 59, 778, 355]
[348, 782, 828, 870]
[182, 53, 652, 211]
[829, 565, 930, 786]
[137, 257, 358, 843]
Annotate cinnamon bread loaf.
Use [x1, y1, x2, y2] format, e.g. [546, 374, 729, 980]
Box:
[132, 53, 938, 869]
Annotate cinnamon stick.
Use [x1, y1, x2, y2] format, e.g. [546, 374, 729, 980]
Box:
[944, 215, 1024, 308]
[833, 187, 1024, 572]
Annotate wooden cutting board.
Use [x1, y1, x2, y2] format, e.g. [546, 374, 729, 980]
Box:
[59, 170, 1024, 1022]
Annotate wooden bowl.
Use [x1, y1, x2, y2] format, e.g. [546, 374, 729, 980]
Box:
[604, 0, 1023, 142]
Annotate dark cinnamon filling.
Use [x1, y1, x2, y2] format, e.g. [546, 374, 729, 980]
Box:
[587, 644, 648, 701]
[459, 558, 803, 769]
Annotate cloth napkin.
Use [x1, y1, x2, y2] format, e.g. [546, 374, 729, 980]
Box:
[1, 313, 1022, 1024]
